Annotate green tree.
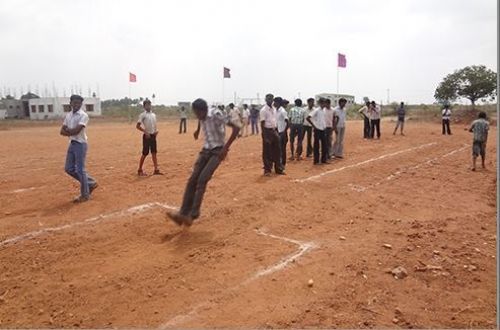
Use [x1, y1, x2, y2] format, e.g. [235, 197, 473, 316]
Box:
[434, 65, 496, 107]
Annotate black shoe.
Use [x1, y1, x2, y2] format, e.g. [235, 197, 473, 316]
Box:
[89, 183, 98, 195]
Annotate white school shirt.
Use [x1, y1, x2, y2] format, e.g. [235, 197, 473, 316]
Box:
[303, 107, 314, 126]
[259, 104, 277, 129]
[276, 107, 288, 133]
[333, 106, 347, 129]
[308, 107, 326, 130]
[137, 111, 157, 134]
[63, 108, 89, 143]
[242, 108, 250, 119]
[324, 107, 334, 128]
[442, 108, 451, 120]
[229, 107, 242, 126]
[370, 105, 381, 120]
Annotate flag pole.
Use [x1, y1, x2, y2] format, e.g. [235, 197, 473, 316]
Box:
[222, 75, 225, 105]
[336, 64, 339, 94]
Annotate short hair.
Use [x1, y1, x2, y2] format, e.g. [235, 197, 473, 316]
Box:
[478, 111, 487, 119]
[365, 101, 370, 106]
[265, 93, 274, 99]
[371, 101, 376, 105]
[325, 98, 331, 105]
[192, 98, 208, 112]
[307, 98, 315, 103]
[143, 99, 151, 106]
[70, 94, 84, 102]
[243, 104, 248, 108]
[273, 97, 283, 106]
[294, 99, 302, 106]
[338, 98, 347, 104]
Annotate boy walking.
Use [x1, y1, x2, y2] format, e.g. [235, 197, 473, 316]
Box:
[288, 98, 305, 160]
[179, 106, 188, 134]
[332, 98, 347, 159]
[469, 111, 489, 171]
[166, 98, 240, 226]
[60, 94, 98, 203]
[136, 99, 162, 176]
[393, 101, 406, 135]
[307, 98, 328, 165]
[442, 104, 452, 135]
[303, 98, 315, 157]
[260, 93, 285, 176]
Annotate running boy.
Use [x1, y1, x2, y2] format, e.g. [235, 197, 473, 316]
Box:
[469, 111, 489, 171]
[167, 98, 240, 226]
[60, 94, 98, 203]
[136, 99, 162, 176]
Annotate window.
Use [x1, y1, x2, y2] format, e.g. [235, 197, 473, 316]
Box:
[48, 104, 53, 113]
[31, 105, 36, 113]
[38, 105, 44, 113]
[16, 105, 20, 109]
[85, 104, 94, 112]
[63, 105, 71, 112]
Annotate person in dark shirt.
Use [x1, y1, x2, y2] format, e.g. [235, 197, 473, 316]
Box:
[393, 102, 406, 136]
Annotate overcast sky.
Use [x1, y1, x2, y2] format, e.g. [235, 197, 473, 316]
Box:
[0, 0, 496, 105]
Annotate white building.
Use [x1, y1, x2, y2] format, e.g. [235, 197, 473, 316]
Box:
[315, 93, 355, 106]
[28, 97, 101, 120]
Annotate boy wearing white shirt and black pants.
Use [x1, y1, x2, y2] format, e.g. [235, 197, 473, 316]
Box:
[260, 94, 285, 176]
[307, 98, 328, 165]
[136, 100, 162, 176]
[442, 104, 452, 135]
[332, 98, 348, 159]
[324, 99, 334, 159]
[60, 95, 98, 203]
[303, 98, 315, 157]
[275, 97, 289, 168]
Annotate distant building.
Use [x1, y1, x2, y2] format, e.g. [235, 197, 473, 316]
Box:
[28, 97, 101, 120]
[315, 93, 355, 106]
[3, 97, 24, 118]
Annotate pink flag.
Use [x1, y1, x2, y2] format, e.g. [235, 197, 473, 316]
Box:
[337, 53, 346, 68]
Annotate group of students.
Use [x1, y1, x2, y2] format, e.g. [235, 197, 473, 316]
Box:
[259, 94, 348, 175]
[59, 94, 490, 227]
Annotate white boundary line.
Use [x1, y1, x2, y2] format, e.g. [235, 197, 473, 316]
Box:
[0, 202, 178, 248]
[349, 144, 469, 192]
[159, 229, 317, 328]
[294, 142, 437, 183]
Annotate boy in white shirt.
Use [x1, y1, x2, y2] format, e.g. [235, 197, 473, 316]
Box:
[136, 100, 162, 176]
[306, 98, 328, 165]
[324, 99, 335, 159]
[260, 93, 285, 176]
[442, 104, 452, 135]
[274, 97, 289, 168]
[332, 98, 348, 159]
[370, 101, 381, 139]
[60, 95, 98, 203]
[241, 104, 250, 137]
[303, 98, 315, 157]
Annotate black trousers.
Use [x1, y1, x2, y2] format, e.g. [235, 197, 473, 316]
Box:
[279, 131, 288, 167]
[313, 129, 328, 164]
[370, 119, 381, 139]
[363, 116, 371, 138]
[262, 128, 282, 173]
[442, 119, 451, 135]
[179, 118, 187, 133]
[289, 124, 304, 157]
[303, 125, 313, 157]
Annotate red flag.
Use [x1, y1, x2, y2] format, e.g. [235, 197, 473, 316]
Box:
[129, 72, 137, 82]
[223, 67, 231, 78]
[337, 53, 346, 68]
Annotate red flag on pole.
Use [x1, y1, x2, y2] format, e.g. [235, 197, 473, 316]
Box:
[129, 72, 137, 82]
[223, 67, 231, 78]
[337, 53, 346, 68]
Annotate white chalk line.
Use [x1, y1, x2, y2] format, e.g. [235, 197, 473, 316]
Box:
[294, 142, 438, 183]
[9, 187, 38, 194]
[349, 144, 469, 192]
[0, 202, 178, 248]
[159, 228, 317, 328]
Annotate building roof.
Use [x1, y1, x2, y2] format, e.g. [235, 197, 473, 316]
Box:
[20, 92, 40, 100]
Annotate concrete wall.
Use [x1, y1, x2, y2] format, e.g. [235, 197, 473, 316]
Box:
[28, 97, 101, 120]
[0, 109, 6, 120]
[3, 99, 24, 118]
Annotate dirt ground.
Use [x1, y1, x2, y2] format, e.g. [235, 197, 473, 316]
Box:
[0, 118, 497, 328]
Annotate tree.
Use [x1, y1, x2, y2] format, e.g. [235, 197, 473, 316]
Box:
[434, 65, 496, 107]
